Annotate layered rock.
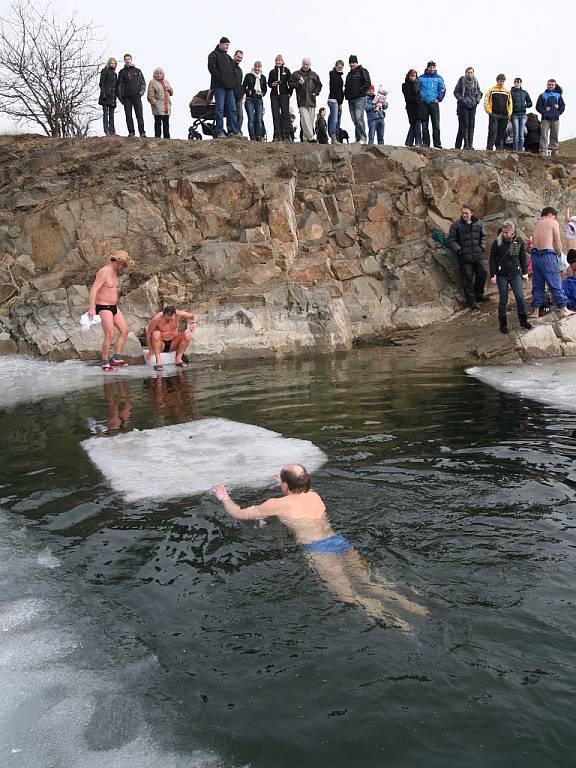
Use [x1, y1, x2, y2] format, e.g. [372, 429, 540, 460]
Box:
[0, 135, 575, 361]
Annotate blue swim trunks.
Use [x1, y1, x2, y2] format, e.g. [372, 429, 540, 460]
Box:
[303, 534, 351, 555]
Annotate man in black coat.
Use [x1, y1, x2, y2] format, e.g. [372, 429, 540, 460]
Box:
[344, 55, 371, 143]
[208, 37, 241, 137]
[116, 54, 146, 137]
[447, 205, 488, 309]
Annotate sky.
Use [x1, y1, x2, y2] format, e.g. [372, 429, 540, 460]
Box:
[0, 0, 574, 146]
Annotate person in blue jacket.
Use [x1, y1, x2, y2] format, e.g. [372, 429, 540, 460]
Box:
[418, 60, 445, 148]
[536, 79, 565, 157]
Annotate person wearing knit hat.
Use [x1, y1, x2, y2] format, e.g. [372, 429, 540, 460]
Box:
[417, 60, 446, 148]
[344, 55, 371, 143]
[88, 251, 136, 371]
[365, 84, 388, 145]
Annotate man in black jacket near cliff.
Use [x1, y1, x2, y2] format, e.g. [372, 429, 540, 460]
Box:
[447, 205, 488, 309]
[227, 50, 244, 135]
[116, 54, 146, 137]
[208, 37, 241, 138]
[344, 55, 370, 143]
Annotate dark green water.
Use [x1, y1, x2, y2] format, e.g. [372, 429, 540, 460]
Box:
[2, 349, 576, 767]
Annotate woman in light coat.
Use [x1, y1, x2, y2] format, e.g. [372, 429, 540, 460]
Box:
[147, 68, 173, 138]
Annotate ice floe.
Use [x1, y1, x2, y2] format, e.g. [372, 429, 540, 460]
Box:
[82, 417, 328, 502]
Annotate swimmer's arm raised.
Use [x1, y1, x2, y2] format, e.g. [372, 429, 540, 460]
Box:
[212, 485, 285, 520]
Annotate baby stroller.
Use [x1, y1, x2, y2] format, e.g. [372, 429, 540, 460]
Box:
[188, 90, 216, 140]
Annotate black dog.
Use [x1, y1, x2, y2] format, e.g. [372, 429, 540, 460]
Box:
[338, 128, 350, 144]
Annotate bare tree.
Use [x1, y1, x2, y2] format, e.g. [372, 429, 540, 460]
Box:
[0, 1, 101, 137]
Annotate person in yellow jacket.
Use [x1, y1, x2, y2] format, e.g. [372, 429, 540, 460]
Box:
[484, 74, 512, 151]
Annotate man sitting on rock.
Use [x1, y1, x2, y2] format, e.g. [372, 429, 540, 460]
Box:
[88, 250, 136, 372]
[447, 205, 488, 310]
[145, 305, 199, 371]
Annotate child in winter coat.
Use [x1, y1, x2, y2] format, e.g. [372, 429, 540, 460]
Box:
[365, 85, 388, 145]
[315, 107, 329, 143]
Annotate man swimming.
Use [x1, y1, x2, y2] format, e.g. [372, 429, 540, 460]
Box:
[213, 464, 428, 629]
[88, 250, 136, 372]
[530, 206, 574, 319]
[145, 305, 200, 371]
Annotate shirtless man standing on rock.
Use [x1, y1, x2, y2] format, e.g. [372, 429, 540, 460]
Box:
[530, 207, 575, 320]
[213, 464, 429, 630]
[88, 250, 136, 372]
[145, 305, 199, 371]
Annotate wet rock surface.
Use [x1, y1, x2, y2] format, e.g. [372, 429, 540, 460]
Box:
[0, 135, 575, 362]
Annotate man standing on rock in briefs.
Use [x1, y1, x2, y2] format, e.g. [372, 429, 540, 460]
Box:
[289, 59, 322, 142]
[145, 305, 199, 371]
[213, 465, 429, 629]
[208, 37, 242, 138]
[88, 250, 136, 372]
[530, 207, 575, 319]
[116, 54, 146, 137]
[447, 205, 488, 310]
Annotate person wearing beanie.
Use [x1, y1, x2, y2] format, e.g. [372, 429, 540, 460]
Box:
[208, 37, 242, 138]
[344, 54, 371, 143]
[489, 220, 532, 333]
[365, 84, 388, 145]
[536, 79, 565, 156]
[417, 60, 446, 148]
[453, 66, 482, 149]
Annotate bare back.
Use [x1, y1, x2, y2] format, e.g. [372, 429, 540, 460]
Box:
[92, 264, 119, 305]
[257, 491, 334, 545]
[533, 217, 561, 252]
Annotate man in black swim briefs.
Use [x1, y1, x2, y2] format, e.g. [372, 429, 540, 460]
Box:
[88, 250, 136, 372]
[145, 305, 200, 371]
[213, 464, 429, 628]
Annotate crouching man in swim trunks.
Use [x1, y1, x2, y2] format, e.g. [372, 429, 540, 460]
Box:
[145, 305, 200, 371]
[530, 207, 575, 319]
[88, 250, 136, 372]
[213, 464, 428, 630]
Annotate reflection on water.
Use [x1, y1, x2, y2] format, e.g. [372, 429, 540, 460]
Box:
[2, 349, 576, 767]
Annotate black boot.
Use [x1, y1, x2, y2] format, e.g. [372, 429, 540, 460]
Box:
[519, 314, 533, 330]
[499, 317, 508, 334]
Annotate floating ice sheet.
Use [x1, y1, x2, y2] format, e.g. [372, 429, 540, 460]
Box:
[81, 418, 328, 502]
[0, 356, 160, 409]
[0, 513, 225, 768]
[467, 359, 576, 413]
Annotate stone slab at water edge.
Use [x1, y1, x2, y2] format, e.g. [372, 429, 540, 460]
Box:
[0, 135, 574, 361]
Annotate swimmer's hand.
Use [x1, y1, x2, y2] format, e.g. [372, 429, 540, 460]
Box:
[212, 484, 230, 502]
[88, 311, 95, 321]
[272, 473, 282, 486]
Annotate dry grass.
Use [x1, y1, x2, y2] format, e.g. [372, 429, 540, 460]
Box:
[559, 138, 576, 158]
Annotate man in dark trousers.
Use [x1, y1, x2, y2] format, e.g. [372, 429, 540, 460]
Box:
[447, 204, 488, 310]
[116, 54, 146, 137]
[208, 37, 241, 138]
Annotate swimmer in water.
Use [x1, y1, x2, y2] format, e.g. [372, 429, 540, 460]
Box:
[213, 464, 428, 630]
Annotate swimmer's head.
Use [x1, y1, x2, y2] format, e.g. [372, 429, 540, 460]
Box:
[280, 464, 310, 494]
[541, 206, 558, 219]
[162, 306, 176, 317]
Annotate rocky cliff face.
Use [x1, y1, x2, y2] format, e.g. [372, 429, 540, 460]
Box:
[0, 136, 574, 360]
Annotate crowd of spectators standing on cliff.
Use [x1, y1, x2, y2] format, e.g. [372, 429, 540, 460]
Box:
[98, 41, 568, 156]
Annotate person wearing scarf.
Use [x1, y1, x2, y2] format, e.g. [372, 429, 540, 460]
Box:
[147, 68, 173, 139]
[453, 67, 482, 149]
[243, 61, 267, 141]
